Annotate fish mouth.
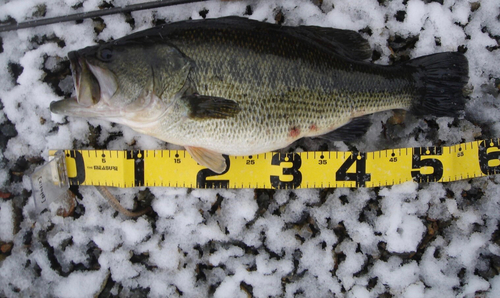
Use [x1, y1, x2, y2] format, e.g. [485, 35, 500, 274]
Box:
[69, 51, 101, 107]
[50, 51, 118, 117]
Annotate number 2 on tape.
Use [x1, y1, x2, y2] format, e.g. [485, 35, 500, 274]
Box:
[196, 156, 230, 188]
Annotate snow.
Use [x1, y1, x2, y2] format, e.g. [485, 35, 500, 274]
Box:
[376, 183, 427, 253]
[1, 0, 500, 297]
[53, 269, 109, 298]
[0, 200, 14, 242]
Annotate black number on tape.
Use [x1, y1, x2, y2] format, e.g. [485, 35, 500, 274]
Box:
[335, 152, 371, 187]
[196, 155, 230, 188]
[270, 153, 302, 189]
[411, 147, 443, 182]
[68, 150, 85, 184]
[126, 150, 145, 187]
[478, 139, 500, 175]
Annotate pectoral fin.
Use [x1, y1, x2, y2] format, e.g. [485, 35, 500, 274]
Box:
[186, 146, 227, 174]
[182, 94, 240, 119]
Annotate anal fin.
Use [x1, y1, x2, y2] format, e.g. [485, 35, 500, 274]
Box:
[317, 115, 372, 142]
[186, 146, 227, 174]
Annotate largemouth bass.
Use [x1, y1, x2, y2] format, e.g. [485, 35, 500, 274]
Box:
[50, 17, 468, 173]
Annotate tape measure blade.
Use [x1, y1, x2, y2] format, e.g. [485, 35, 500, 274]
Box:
[53, 139, 500, 189]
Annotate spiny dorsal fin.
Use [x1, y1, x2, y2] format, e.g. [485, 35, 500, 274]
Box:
[114, 16, 372, 62]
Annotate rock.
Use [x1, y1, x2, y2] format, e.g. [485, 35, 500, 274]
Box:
[1, 242, 13, 254]
[1, 122, 17, 137]
[0, 191, 12, 199]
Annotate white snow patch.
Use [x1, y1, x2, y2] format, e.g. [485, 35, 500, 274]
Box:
[0, 200, 14, 241]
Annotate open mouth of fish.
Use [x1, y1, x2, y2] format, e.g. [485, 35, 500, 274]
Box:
[50, 51, 118, 117]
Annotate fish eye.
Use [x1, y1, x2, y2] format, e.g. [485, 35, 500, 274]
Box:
[99, 47, 113, 61]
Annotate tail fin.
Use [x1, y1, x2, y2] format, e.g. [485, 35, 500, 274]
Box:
[406, 52, 468, 117]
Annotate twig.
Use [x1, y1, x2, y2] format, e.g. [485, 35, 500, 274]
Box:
[95, 186, 152, 217]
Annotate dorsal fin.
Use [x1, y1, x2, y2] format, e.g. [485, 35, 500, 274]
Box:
[206, 16, 372, 61]
[117, 16, 372, 62]
[287, 25, 372, 61]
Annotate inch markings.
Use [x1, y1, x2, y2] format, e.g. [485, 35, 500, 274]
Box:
[50, 139, 500, 189]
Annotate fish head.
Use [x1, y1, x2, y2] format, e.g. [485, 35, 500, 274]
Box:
[50, 39, 192, 126]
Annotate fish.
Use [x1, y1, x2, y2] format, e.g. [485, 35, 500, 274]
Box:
[50, 16, 469, 173]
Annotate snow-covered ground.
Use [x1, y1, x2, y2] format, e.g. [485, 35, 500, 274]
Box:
[1, 0, 500, 297]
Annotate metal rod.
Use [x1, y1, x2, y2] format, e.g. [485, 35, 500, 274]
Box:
[0, 0, 207, 32]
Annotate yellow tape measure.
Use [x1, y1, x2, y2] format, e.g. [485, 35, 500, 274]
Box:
[49, 139, 500, 189]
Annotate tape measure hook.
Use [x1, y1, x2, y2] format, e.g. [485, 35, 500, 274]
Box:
[30, 150, 74, 217]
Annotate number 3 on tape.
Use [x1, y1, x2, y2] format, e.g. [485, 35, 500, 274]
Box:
[270, 153, 302, 189]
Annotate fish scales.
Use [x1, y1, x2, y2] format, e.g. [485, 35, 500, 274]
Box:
[156, 22, 415, 154]
[49, 17, 468, 173]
